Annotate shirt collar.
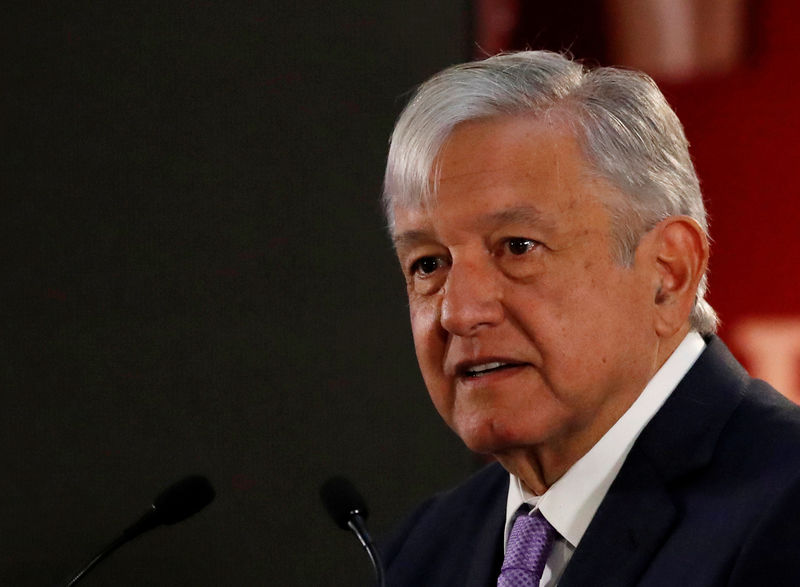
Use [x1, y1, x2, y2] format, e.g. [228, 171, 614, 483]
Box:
[505, 331, 706, 548]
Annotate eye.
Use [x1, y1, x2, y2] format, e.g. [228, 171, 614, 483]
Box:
[504, 238, 538, 255]
[406, 254, 450, 294]
[410, 256, 445, 276]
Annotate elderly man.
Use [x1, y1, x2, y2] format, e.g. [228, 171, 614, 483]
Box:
[379, 51, 800, 586]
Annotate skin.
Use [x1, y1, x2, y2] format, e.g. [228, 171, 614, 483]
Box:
[391, 115, 708, 495]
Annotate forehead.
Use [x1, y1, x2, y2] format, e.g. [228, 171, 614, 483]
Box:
[437, 116, 581, 188]
[391, 116, 613, 240]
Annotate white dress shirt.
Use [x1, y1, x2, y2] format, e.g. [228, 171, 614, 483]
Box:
[503, 331, 706, 585]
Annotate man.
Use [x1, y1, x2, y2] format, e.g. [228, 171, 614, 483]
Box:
[379, 51, 800, 586]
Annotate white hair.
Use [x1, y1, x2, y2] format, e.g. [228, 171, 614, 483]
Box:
[383, 50, 718, 334]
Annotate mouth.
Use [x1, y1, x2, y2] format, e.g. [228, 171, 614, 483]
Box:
[458, 360, 528, 378]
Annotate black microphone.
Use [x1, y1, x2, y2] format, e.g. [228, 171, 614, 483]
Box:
[320, 476, 386, 587]
[62, 475, 215, 586]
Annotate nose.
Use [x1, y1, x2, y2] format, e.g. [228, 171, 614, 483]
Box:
[440, 258, 504, 336]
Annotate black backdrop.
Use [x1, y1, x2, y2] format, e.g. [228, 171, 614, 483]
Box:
[2, 2, 476, 584]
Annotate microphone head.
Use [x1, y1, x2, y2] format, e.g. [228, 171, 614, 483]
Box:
[153, 475, 216, 525]
[320, 476, 369, 529]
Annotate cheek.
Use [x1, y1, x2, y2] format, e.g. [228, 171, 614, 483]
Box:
[409, 295, 437, 337]
[408, 300, 454, 420]
[409, 300, 443, 366]
[507, 266, 636, 364]
[546, 271, 652, 365]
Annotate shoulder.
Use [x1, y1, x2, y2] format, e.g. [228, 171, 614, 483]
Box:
[722, 389, 800, 586]
[658, 337, 800, 571]
[655, 335, 800, 485]
[705, 334, 800, 471]
[380, 462, 507, 557]
[718, 374, 800, 488]
[643, 335, 800, 473]
[727, 471, 800, 584]
[379, 462, 508, 586]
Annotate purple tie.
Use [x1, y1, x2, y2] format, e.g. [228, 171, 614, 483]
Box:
[497, 509, 556, 587]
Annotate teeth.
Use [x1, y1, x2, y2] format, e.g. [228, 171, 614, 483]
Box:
[466, 362, 505, 375]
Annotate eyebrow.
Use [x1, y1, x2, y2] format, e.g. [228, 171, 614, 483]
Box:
[391, 229, 432, 251]
[483, 205, 551, 230]
[391, 205, 554, 251]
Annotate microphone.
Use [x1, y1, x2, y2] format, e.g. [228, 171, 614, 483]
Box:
[320, 476, 386, 587]
[62, 475, 215, 586]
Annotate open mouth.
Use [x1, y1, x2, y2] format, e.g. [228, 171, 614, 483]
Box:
[462, 362, 524, 377]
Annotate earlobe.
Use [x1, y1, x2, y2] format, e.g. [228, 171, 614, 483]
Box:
[650, 216, 709, 337]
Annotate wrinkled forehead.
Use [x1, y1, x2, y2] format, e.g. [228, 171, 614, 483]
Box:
[385, 113, 598, 233]
[383, 111, 590, 228]
[389, 125, 626, 256]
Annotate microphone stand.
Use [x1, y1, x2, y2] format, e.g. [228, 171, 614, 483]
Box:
[62, 506, 159, 587]
[347, 513, 386, 587]
[59, 475, 214, 586]
[63, 533, 127, 587]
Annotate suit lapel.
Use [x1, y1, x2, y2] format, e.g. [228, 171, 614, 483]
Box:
[559, 336, 749, 586]
[558, 445, 677, 586]
[463, 515, 504, 587]
[464, 470, 507, 587]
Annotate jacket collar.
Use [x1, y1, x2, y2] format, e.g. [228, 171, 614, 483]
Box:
[558, 336, 749, 586]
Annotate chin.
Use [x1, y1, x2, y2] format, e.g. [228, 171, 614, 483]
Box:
[455, 416, 531, 455]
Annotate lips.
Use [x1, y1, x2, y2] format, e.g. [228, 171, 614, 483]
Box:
[455, 359, 529, 378]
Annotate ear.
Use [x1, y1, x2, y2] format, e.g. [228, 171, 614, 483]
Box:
[648, 216, 709, 338]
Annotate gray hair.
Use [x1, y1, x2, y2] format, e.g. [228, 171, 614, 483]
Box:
[383, 50, 718, 334]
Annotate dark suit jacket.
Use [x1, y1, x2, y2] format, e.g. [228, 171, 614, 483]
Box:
[380, 337, 800, 586]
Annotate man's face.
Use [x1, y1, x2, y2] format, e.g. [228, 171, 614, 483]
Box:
[391, 116, 663, 479]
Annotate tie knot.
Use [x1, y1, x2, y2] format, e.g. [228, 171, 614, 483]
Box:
[498, 510, 556, 586]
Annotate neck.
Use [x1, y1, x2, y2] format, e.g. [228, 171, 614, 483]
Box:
[497, 328, 692, 493]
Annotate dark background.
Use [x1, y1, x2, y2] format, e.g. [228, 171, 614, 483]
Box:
[2, 2, 473, 585]
[4, 0, 800, 585]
